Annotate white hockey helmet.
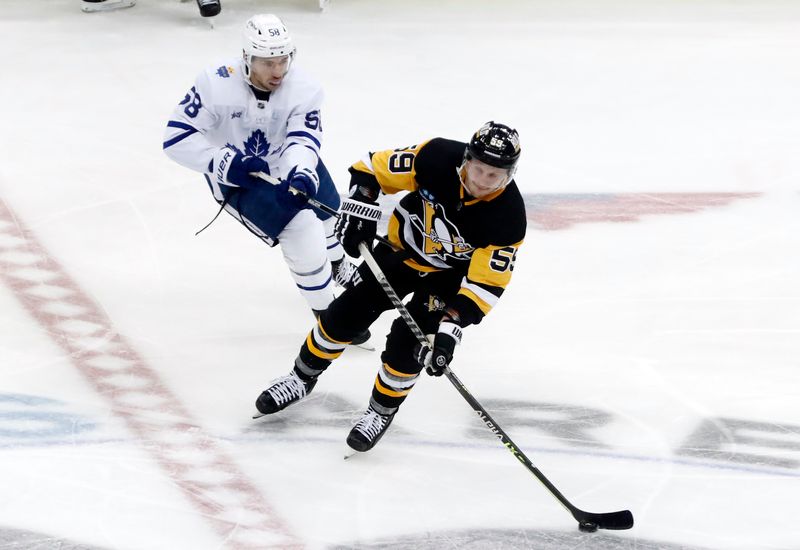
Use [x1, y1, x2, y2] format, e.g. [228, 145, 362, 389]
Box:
[242, 14, 296, 85]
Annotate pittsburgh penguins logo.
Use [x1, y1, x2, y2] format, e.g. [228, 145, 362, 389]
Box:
[427, 294, 446, 312]
[409, 200, 473, 262]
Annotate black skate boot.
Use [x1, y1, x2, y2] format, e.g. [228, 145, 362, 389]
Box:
[196, 0, 220, 17]
[255, 370, 317, 416]
[346, 404, 396, 452]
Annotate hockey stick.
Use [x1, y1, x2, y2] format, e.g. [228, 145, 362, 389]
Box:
[250, 172, 398, 250]
[255, 171, 632, 530]
[356, 241, 634, 533]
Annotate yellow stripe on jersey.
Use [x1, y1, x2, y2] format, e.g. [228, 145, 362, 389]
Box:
[351, 141, 431, 195]
[374, 376, 411, 397]
[468, 242, 523, 288]
[386, 215, 404, 251]
[458, 241, 524, 314]
[458, 287, 493, 315]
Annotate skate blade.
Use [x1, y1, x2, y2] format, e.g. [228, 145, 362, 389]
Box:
[252, 410, 266, 420]
[81, 1, 136, 12]
[353, 341, 375, 352]
[343, 445, 359, 460]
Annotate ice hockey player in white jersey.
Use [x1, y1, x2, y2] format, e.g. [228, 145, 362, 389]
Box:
[163, 14, 365, 339]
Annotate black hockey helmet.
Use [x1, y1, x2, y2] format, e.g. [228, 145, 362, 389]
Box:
[465, 121, 521, 172]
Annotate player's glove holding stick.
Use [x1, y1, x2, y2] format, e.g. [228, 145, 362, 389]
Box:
[280, 166, 319, 207]
[211, 147, 268, 190]
[334, 186, 382, 258]
[416, 319, 463, 376]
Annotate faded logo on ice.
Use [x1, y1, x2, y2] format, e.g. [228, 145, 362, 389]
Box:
[524, 192, 760, 231]
[0, 393, 97, 448]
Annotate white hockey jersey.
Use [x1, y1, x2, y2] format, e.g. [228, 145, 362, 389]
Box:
[163, 58, 324, 200]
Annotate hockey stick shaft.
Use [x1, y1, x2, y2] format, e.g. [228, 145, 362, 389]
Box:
[357, 241, 633, 531]
[251, 172, 398, 250]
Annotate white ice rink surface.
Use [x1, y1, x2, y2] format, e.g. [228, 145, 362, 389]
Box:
[1, 1, 799, 548]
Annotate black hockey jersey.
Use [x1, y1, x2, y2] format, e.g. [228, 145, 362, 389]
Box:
[349, 137, 527, 325]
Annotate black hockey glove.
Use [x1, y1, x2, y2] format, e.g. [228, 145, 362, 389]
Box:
[211, 146, 267, 190]
[334, 196, 381, 257]
[416, 321, 463, 376]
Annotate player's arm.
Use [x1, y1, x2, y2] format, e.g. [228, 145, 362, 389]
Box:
[162, 71, 220, 173]
[335, 142, 427, 257]
[417, 240, 523, 377]
[449, 240, 524, 328]
[347, 141, 429, 200]
[280, 86, 324, 184]
[163, 71, 267, 191]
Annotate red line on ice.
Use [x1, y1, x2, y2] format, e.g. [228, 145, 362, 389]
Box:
[0, 199, 301, 550]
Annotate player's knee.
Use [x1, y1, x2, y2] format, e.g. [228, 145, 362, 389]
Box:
[382, 329, 424, 377]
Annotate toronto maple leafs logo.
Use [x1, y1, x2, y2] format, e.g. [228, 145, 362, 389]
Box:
[223, 131, 271, 174]
[243, 129, 270, 158]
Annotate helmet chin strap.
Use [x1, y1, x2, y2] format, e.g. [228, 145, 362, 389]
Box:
[456, 161, 467, 187]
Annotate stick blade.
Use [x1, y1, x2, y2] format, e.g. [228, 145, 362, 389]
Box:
[576, 509, 634, 531]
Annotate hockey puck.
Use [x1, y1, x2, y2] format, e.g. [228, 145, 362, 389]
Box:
[578, 522, 598, 533]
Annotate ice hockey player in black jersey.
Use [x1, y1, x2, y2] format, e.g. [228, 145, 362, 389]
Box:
[255, 121, 526, 453]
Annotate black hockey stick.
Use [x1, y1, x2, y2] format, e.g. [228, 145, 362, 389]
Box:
[251, 171, 398, 250]
[253, 171, 632, 530]
[356, 241, 634, 532]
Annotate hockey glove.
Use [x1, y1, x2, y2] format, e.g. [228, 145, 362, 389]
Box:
[417, 321, 463, 376]
[280, 166, 319, 207]
[211, 147, 267, 190]
[334, 196, 382, 257]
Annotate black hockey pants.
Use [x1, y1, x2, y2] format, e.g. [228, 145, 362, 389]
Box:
[297, 243, 464, 411]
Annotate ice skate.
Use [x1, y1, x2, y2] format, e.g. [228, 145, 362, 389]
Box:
[81, 0, 136, 13]
[346, 404, 396, 453]
[253, 370, 316, 418]
[196, 0, 220, 17]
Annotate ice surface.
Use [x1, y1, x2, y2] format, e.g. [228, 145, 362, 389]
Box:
[1, 0, 799, 549]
